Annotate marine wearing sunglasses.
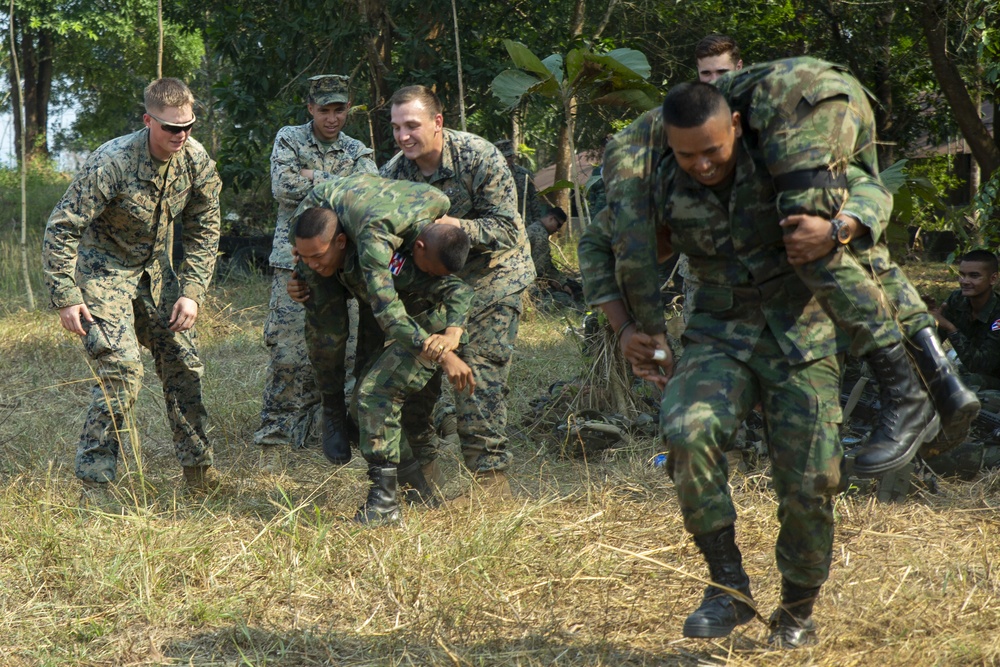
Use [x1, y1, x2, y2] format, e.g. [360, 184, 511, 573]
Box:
[143, 104, 196, 161]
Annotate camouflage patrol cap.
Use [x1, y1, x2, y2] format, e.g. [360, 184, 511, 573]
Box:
[494, 139, 515, 157]
[308, 75, 350, 106]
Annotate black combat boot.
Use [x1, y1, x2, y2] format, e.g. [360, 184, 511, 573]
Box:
[682, 524, 756, 638]
[321, 394, 352, 465]
[854, 343, 940, 476]
[908, 327, 981, 457]
[767, 580, 820, 649]
[353, 465, 401, 526]
[397, 458, 441, 508]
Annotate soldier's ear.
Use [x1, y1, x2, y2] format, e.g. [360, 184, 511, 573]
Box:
[334, 232, 348, 249]
[731, 111, 742, 138]
[991, 272, 998, 286]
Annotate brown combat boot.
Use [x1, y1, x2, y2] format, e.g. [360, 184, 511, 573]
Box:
[183, 465, 221, 493]
[421, 459, 445, 492]
[258, 445, 282, 474]
[78, 480, 124, 515]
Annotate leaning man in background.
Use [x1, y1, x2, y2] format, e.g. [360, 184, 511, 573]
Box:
[255, 74, 378, 466]
[42, 77, 222, 496]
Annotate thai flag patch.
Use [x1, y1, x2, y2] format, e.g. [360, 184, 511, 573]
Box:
[389, 252, 406, 276]
[992, 319, 1000, 332]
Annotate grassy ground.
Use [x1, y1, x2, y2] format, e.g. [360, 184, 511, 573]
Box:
[2, 210, 1000, 665]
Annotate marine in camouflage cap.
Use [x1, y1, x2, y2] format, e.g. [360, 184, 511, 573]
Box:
[254, 70, 377, 459]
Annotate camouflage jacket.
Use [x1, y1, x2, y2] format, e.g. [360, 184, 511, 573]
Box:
[584, 129, 845, 363]
[526, 222, 557, 279]
[512, 163, 544, 225]
[715, 57, 891, 241]
[42, 128, 221, 318]
[290, 174, 460, 353]
[380, 128, 535, 313]
[336, 247, 473, 358]
[269, 122, 377, 269]
[586, 89, 892, 337]
[942, 289, 1000, 381]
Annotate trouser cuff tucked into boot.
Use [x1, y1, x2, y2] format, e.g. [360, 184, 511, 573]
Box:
[682, 524, 756, 639]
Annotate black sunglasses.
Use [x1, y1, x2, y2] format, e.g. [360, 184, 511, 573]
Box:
[147, 111, 196, 134]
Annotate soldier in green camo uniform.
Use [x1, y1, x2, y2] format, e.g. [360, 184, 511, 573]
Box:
[254, 74, 377, 466]
[380, 86, 536, 502]
[495, 139, 544, 226]
[288, 205, 475, 524]
[42, 78, 222, 496]
[285, 174, 457, 468]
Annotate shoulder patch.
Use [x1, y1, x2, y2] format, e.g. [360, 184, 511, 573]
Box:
[389, 252, 406, 276]
[991, 319, 1000, 332]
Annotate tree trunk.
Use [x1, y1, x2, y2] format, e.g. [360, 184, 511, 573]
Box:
[552, 0, 587, 218]
[920, 0, 1000, 178]
[357, 0, 394, 160]
[873, 6, 896, 168]
[9, 14, 53, 161]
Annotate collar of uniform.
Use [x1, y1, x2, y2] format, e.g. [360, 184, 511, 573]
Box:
[308, 122, 344, 151]
[971, 290, 1000, 323]
[403, 128, 456, 184]
[137, 127, 165, 183]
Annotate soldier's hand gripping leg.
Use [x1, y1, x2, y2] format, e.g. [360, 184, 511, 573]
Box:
[909, 327, 981, 457]
[321, 392, 352, 465]
[853, 343, 940, 476]
[682, 523, 756, 638]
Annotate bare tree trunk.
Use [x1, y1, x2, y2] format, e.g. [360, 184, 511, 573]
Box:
[553, 0, 587, 219]
[450, 0, 466, 131]
[9, 0, 35, 310]
[9, 14, 52, 160]
[873, 6, 896, 168]
[157, 0, 164, 79]
[921, 0, 1000, 178]
[357, 0, 394, 159]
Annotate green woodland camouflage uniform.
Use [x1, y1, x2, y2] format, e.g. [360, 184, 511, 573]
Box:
[42, 128, 221, 483]
[255, 112, 377, 449]
[607, 58, 933, 354]
[580, 128, 848, 590]
[289, 174, 453, 432]
[940, 289, 1000, 391]
[381, 129, 535, 472]
[306, 246, 473, 465]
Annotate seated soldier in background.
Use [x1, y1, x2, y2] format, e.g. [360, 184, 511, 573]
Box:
[527, 207, 582, 305]
[289, 205, 475, 525]
[930, 249, 1000, 391]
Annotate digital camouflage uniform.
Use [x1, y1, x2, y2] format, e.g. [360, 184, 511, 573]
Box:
[579, 132, 847, 590]
[256, 85, 377, 449]
[289, 174, 454, 426]
[381, 129, 535, 472]
[940, 289, 1000, 391]
[329, 249, 473, 465]
[526, 221, 558, 279]
[42, 128, 221, 483]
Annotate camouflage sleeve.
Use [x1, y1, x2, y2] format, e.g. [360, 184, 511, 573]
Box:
[578, 206, 622, 307]
[178, 158, 223, 303]
[41, 159, 116, 308]
[944, 293, 1000, 378]
[315, 152, 378, 181]
[270, 127, 314, 205]
[457, 146, 522, 252]
[841, 167, 890, 244]
[355, 226, 431, 353]
[419, 272, 473, 331]
[604, 122, 667, 335]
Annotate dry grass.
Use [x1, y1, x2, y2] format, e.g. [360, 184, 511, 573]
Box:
[2, 267, 1000, 666]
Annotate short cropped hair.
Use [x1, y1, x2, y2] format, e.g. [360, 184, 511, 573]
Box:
[662, 82, 730, 129]
[695, 34, 741, 62]
[961, 249, 999, 274]
[420, 224, 470, 273]
[389, 85, 443, 116]
[548, 206, 568, 224]
[144, 78, 195, 111]
[295, 207, 340, 240]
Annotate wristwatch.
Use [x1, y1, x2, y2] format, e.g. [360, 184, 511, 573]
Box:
[830, 217, 853, 246]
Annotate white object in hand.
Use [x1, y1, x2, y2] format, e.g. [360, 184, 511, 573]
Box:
[652, 349, 668, 361]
